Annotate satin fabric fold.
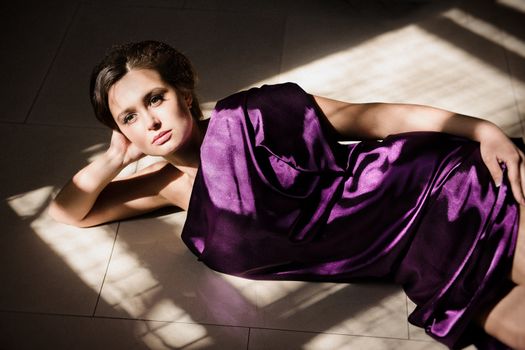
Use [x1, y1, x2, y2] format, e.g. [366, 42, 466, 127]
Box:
[181, 83, 518, 349]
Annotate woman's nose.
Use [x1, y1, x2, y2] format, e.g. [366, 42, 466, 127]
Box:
[146, 113, 161, 130]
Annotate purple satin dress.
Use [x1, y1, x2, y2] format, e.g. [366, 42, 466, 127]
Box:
[181, 83, 519, 349]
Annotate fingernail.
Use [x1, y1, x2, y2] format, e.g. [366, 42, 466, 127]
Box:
[495, 181, 501, 188]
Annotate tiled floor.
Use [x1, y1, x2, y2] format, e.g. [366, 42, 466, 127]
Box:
[1, 0, 523, 349]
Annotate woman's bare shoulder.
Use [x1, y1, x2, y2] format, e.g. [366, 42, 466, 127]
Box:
[155, 164, 194, 211]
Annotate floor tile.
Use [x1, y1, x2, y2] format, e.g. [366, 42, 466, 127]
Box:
[248, 328, 447, 350]
[278, 1, 463, 83]
[498, 5, 525, 139]
[507, 62, 525, 139]
[280, 8, 522, 137]
[84, 0, 185, 8]
[279, 14, 389, 96]
[181, 0, 221, 11]
[95, 212, 260, 327]
[0, 2, 78, 123]
[181, 0, 357, 16]
[26, 5, 285, 128]
[96, 212, 408, 339]
[0, 124, 118, 314]
[220, 0, 355, 16]
[195, 11, 286, 103]
[0, 212, 117, 315]
[457, 0, 499, 21]
[0, 123, 112, 199]
[2, 1, 522, 350]
[253, 280, 408, 338]
[0, 312, 248, 350]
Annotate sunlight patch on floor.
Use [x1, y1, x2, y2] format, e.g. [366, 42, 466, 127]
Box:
[443, 7, 525, 58]
[7, 186, 54, 218]
[497, 0, 525, 14]
[278, 284, 347, 318]
[138, 320, 214, 349]
[6, 189, 209, 348]
[239, 14, 520, 136]
[8, 193, 117, 292]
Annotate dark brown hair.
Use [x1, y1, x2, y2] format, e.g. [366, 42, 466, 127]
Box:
[90, 40, 202, 130]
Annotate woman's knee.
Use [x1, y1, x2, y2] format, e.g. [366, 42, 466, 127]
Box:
[483, 286, 525, 349]
[501, 328, 525, 350]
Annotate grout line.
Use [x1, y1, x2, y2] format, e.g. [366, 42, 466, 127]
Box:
[81, 1, 283, 15]
[82, 3, 186, 10]
[92, 221, 120, 317]
[0, 309, 439, 344]
[0, 120, 30, 126]
[22, 1, 82, 124]
[501, 37, 525, 140]
[224, 325, 439, 344]
[0, 309, 93, 318]
[0, 120, 107, 131]
[405, 294, 411, 340]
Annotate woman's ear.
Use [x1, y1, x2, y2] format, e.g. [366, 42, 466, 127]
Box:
[184, 93, 193, 108]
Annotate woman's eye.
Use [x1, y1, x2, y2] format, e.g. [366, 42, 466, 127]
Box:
[123, 114, 137, 124]
[150, 94, 164, 106]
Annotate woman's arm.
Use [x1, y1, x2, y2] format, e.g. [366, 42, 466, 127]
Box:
[314, 96, 496, 141]
[314, 96, 525, 205]
[48, 131, 183, 227]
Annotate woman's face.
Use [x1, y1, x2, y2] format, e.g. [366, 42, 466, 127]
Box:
[108, 68, 194, 156]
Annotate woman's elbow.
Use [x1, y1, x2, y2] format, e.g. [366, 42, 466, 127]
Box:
[47, 202, 91, 228]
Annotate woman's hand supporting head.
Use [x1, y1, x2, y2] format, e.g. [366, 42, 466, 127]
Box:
[107, 130, 145, 168]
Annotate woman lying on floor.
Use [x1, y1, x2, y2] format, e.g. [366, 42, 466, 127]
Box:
[49, 40, 525, 349]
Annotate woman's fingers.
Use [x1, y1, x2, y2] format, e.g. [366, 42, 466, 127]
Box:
[519, 152, 525, 204]
[484, 154, 504, 188]
[505, 152, 525, 205]
[107, 130, 144, 166]
[518, 151, 525, 205]
[127, 143, 145, 163]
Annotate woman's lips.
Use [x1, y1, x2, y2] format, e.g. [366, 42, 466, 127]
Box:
[152, 130, 172, 145]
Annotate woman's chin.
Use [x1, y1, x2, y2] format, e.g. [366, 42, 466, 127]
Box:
[147, 143, 180, 157]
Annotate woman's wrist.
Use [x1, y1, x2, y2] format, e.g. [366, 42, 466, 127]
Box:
[473, 119, 503, 142]
[72, 152, 122, 191]
[104, 147, 130, 169]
